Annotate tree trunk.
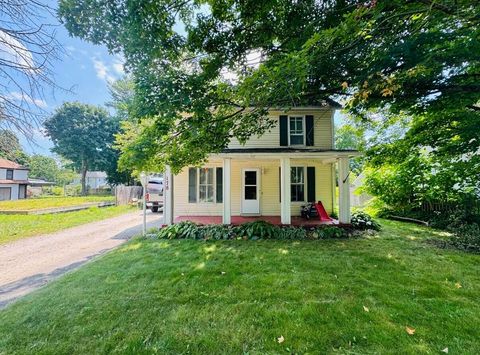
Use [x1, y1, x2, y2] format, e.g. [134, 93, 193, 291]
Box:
[81, 160, 88, 196]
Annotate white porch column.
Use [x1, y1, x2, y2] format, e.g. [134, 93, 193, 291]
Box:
[222, 158, 231, 224]
[338, 157, 351, 224]
[163, 165, 174, 225]
[280, 157, 291, 225]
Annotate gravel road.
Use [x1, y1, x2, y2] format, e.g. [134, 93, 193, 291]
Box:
[0, 210, 162, 308]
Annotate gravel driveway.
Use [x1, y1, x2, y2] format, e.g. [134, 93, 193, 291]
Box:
[0, 210, 162, 308]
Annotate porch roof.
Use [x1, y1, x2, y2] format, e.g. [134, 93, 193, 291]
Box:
[212, 148, 360, 159]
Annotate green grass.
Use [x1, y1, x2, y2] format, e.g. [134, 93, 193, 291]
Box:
[0, 205, 133, 244]
[0, 195, 114, 211]
[0, 220, 479, 353]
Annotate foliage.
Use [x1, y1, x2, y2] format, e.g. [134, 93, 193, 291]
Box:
[59, 0, 480, 174]
[449, 223, 480, 253]
[153, 221, 358, 241]
[44, 102, 118, 194]
[350, 211, 381, 231]
[2, 220, 480, 353]
[0, 130, 29, 165]
[335, 123, 366, 174]
[28, 155, 59, 182]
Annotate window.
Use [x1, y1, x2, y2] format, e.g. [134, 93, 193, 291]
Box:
[289, 116, 304, 145]
[199, 168, 214, 202]
[291, 167, 305, 202]
[6, 169, 13, 180]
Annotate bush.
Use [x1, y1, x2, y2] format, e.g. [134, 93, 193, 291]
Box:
[151, 221, 361, 241]
[350, 212, 381, 231]
[449, 223, 480, 252]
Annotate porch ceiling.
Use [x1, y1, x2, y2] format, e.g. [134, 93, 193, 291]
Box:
[212, 148, 360, 160]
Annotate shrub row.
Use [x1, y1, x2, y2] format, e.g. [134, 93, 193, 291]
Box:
[151, 213, 380, 241]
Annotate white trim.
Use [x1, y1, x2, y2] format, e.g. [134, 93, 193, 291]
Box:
[280, 158, 291, 224]
[222, 158, 231, 224]
[338, 157, 351, 223]
[290, 166, 306, 202]
[288, 115, 306, 147]
[241, 168, 261, 215]
[211, 152, 361, 160]
[164, 166, 173, 225]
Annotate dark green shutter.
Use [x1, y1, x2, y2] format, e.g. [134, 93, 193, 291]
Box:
[216, 167, 223, 203]
[188, 168, 197, 203]
[307, 167, 316, 202]
[279, 115, 288, 146]
[306, 115, 314, 146]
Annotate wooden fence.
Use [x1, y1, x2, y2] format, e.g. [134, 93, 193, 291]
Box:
[115, 185, 143, 206]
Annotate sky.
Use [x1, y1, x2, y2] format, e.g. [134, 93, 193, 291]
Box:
[14, 3, 124, 156]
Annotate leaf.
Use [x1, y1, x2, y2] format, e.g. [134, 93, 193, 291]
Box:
[341, 81, 349, 89]
[441, 347, 449, 353]
[405, 326, 415, 335]
[455, 282, 462, 289]
[277, 335, 285, 344]
[363, 306, 369, 312]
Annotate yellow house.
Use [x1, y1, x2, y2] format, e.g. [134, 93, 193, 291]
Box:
[163, 103, 359, 225]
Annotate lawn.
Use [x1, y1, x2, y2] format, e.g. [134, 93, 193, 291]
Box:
[0, 205, 133, 244]
[0, 220, 479, 353]
[0, 195, 115, 211]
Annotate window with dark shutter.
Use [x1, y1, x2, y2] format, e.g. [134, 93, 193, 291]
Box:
[307, 167, 316, 202]
[306, 115, 314, 146]
[279, 115, 288, 146]
[188, 168, 197, 203]
[216, 167, 223, 203]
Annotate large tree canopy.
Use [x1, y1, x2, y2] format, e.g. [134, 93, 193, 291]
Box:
[44, 102, 117, 195]
[59, 0, 480, 173]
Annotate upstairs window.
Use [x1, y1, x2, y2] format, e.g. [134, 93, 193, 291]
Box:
[6, 169, 13, 180]
[289, 116, 305, 145]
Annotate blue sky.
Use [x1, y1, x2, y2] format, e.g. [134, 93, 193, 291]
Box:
[19, 6, 124, 155]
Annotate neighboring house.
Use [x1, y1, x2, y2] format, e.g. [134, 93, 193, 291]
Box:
[73, 171, 109, 189]
[350, 172, 373, 208]
[28, 179, 56, 197]
[163, 104, 359, 225]
[0, 158, 29, 201]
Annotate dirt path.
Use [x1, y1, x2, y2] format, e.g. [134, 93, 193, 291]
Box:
[0, 210, 162, 308]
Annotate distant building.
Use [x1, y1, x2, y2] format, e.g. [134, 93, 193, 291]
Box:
[0, 158, 29, 201]
[350, 172, 372, 208]
[74, 171, 109, 189]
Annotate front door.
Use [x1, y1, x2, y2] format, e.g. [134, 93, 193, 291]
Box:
[242, 169, 260, 214]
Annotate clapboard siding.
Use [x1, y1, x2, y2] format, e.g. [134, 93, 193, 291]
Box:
[228, 108, 334, 150]
[173, 159, 334, 218]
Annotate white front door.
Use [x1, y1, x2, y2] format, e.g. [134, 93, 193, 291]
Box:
[242, 169, 260, 214]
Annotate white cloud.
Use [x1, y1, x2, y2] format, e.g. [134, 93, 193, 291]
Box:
[9, 91, 48, 108]
[112, 62, 124, 75]
[93, 58, 116, 83]
[0, 29, 35, 72]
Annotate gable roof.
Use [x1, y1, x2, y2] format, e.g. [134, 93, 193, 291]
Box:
[0, 158, 29, 170]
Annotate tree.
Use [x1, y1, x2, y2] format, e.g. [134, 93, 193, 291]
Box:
[335, 123, 366, 174]
[0, 130, 29, 165]
[58, 0, 480, 174]
[1, 1, 62, 136]
[28, 155, 59, 182]
[44, 102, 117, 195]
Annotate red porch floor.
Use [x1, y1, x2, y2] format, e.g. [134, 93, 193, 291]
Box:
[174, 215, 339, 226]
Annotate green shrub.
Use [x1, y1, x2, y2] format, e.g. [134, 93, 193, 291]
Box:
[449, 223, 480, 252]
[233, 221, 280, 240]
[278, 227, 308, 240]
[350, 212, 381, 231]
[152, 220, 360, 241]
